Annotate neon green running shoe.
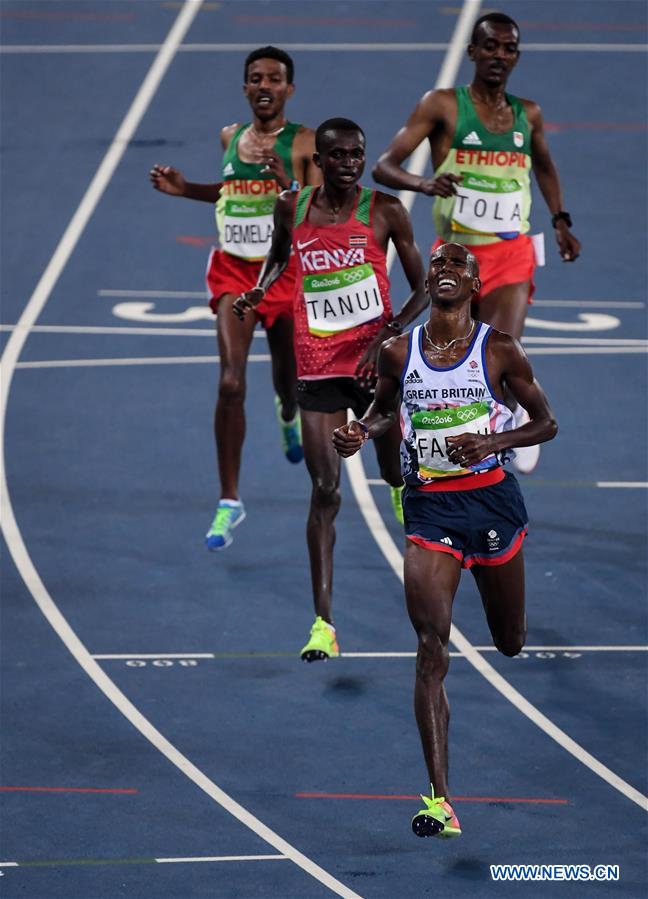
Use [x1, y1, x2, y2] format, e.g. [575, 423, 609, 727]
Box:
[275, 396, 303, 464]
[300, 616, 340, 662]
[391, 485, 404, 526]
[411, 786, 462, 838]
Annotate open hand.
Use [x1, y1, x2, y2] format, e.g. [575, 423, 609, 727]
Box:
[149, 163, 186, 196]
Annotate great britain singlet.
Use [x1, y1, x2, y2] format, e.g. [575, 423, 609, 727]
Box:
[215, 122, 299, 261]
[433, 86, 532, 245]
[400, 322, 514, 485]
[292, 186, 393, 379]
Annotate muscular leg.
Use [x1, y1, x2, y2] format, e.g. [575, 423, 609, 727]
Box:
[214, 293, 256, 500]
[373, 418, 404, 487]
[404, 540, 462, 797]
[470, 549, 527, 656]
[301, 408, 347, 623]
[473, 280, 530, 340]
[265, 314, 298, 421]
[472, 281, 530, 409]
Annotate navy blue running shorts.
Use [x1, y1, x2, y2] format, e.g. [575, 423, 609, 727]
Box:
[296, 377, 374, 418]
[403, 471, 528, 569]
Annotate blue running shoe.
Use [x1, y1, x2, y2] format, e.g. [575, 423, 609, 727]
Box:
[275, 396, 303, 464]
[204, 500, 246, 551]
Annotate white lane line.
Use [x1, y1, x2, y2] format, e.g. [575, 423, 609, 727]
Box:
[598, 482, 647, 489]
[155, 855, 287, 864]
[533, 300, 645, 308]
[0, 325, 266, 338]
[91, 647, 648, 660]
[98, 289, 207, 298]
[94, 653, 217, 660]
[522, 337, 647, 344]
[14, 355, 271, 369]
[3, 325, 643, 344]
[352, 0, 647, 815]
[17, 346, 648, 369]
[0, 856, 287, 868]
[525, 346, 647, 355]
[0, 3, 360, 897]
[2, 42, 646, 53]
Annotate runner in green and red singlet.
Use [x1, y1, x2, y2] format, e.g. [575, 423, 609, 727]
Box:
[373, 12, 580, 475]
[234, 118, 427, 660]
[151, 47, 321, 550]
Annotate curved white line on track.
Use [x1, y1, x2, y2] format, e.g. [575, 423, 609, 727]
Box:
[355, 0, 648, 815]
[0, 3, 361, 896]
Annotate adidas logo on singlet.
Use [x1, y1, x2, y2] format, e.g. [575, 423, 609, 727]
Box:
[223, 162, 235, 176]
[404, 369, 423, 384]
[462, 130, 482, 146]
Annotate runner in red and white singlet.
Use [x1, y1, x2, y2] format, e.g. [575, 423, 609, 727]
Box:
[234, 118, 427, 661]
[291, 184, 393, 380]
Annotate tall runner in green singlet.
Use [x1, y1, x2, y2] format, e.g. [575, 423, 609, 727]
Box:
[150, 47, 321, 550]
[373, 12, 580, 475]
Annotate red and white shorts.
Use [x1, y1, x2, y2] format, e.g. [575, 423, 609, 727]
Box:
[206, 248, 297, 329]
[432, 234, 536, 303]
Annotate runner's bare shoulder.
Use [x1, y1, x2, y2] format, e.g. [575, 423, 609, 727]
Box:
[484, 327, 527, 363]
[220, 123, 241, 150]
[518, 98, 543, 128]
[373, 190, 411, 223]
[416, 87, 457, 123]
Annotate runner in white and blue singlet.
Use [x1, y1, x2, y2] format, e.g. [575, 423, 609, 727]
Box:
[333, 242, 558, 840]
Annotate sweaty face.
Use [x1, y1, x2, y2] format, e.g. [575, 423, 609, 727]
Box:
[469, 22, 520, 86]
[244, 59, 293, 121]
[316, 131, 366, 188]
[427, 244, 479, 302]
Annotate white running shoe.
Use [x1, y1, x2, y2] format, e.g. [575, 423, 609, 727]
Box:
[512, 406, 540, 474]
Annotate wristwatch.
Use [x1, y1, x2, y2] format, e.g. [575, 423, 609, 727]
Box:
[384, 319, 404, 335]
[551, 211, 572, 228]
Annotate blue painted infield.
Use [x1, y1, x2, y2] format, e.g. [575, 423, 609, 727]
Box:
[1, 1, 647, 897]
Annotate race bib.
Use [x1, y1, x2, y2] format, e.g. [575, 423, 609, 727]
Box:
[411, 401, 494, 478]
[221, 196, 275, 260]
[452, 173, 523, 237]
[303, 262, 385, 337]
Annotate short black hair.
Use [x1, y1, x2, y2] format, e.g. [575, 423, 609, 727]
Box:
[244, 46, 294, 84]
[470, 12, 520, 44]
[315, 117, 366, 153]
[429, 244, 479, 276]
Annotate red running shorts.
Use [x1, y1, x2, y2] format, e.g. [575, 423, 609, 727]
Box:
[206, 248, 296, 328]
